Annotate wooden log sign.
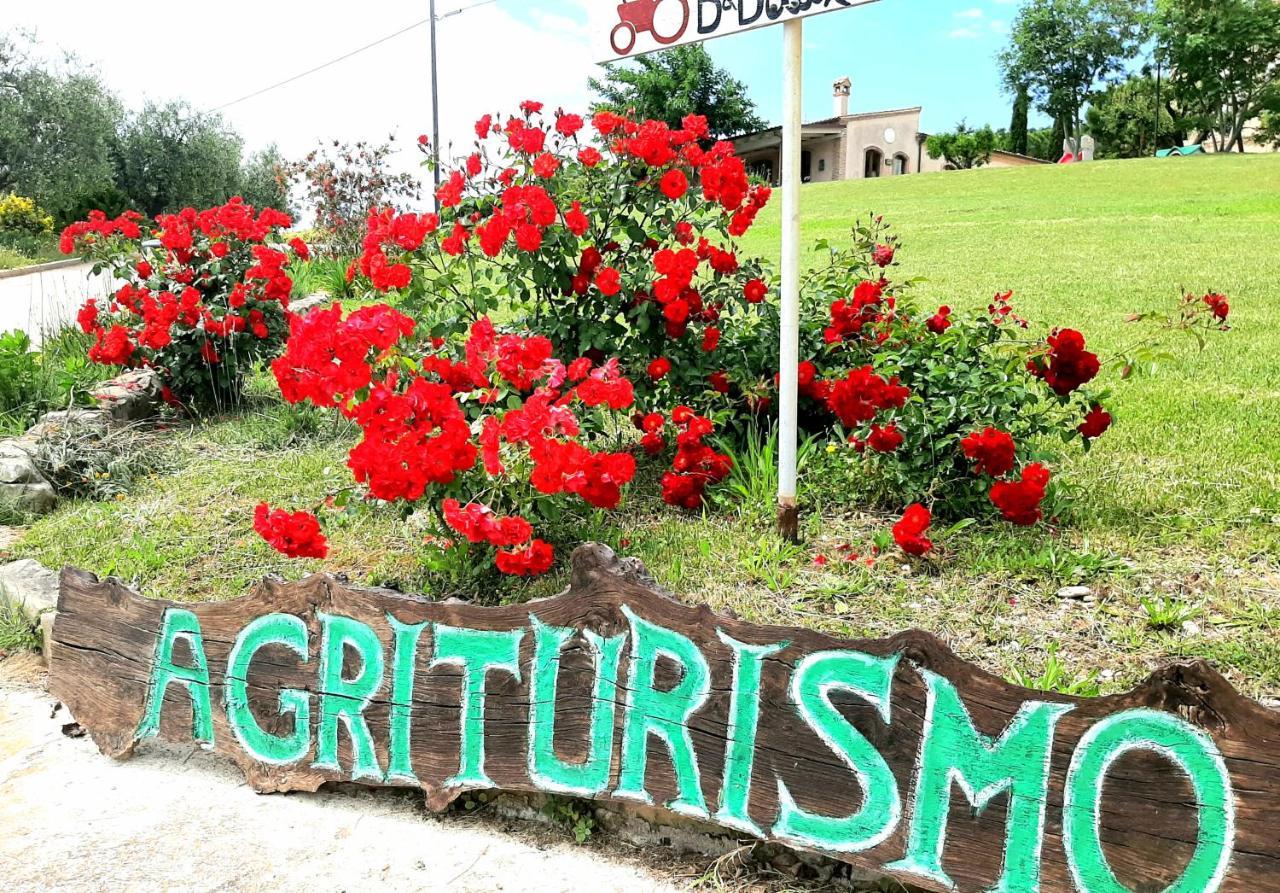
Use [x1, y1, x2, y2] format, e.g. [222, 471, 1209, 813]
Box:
[49, 545, 1280, 892]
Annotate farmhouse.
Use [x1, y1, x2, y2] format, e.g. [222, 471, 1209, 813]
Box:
[731, 76, 1044, 184]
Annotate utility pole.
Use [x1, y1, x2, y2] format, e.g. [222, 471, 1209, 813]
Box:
[429, 0, 441, 207]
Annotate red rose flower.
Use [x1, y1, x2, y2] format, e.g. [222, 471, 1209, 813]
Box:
[495, 539, 554, 576]
[960, 427, 1016, 477]
[533, 152, 559, 179]
[660, 169, 689, 200]
[872, 244, 895, 267]
[136, 261, 153, 279]
[1202, 292, 1229, 322]
[744, 278, 767, 304]
[578, 146, 602, 168]
[648, 357, 671, 380]
[1030, 329, 1100, 396]
[595, 266, 622, 296]
[289, 237, 311, 261]
[989, 463, 1051, 526]
[892, 503, 933, 556]
[867, 423, 904, 453]
[1078, 405, 1112, 440]
[708, 371, 729, 394]
[253, 503, 328, 559]
[925, 306, 952, 334]
[701, 327, 721, 352]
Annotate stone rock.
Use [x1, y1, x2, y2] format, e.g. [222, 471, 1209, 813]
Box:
[0, 440, 41, 483]
[26, 408, 112, 440]
[1056, 585, 1093, 600]
[0, 558, 58, 618]
[0, 440, 57, 514]
[92, 368, 160, 421]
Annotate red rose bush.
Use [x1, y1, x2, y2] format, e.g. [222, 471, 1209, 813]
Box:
[61, 198, 303, 408]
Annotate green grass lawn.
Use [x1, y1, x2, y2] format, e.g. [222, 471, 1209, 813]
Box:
[741, 153, 1280, 548]
[10, 155, 1280, 700]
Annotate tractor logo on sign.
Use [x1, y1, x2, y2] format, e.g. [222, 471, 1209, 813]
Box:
[609, 0, 691, 55]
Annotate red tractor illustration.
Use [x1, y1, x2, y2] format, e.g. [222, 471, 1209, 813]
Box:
[610, 0, 691, 56]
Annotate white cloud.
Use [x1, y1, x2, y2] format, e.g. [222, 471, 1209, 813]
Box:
[948, 26, 983, 39]
[956, 7, 985, 18]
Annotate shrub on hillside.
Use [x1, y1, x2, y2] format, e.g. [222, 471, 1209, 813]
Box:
[60, 198, 306, 410]
[759, 218, 1232, 538]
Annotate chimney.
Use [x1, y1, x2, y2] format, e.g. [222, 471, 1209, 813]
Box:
[833, 77, 852, 118]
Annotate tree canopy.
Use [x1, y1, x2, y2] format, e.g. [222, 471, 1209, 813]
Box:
[0, 34, 297, 223]
[925, 121, 997, 169]
[589, 45, 765, 139]
[1085, 74, 1186, 157]
[999, 0, 1150, 154]
[1154, 0, 1280, 152]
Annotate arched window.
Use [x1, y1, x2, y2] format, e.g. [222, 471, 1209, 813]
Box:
[864, 147, 883, 178]
[892, 153, 909, 175]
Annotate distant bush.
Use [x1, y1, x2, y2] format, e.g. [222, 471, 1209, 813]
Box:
[60, 198, 305, 410]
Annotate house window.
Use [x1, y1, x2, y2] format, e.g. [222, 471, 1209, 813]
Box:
[818, 158, 826, 172]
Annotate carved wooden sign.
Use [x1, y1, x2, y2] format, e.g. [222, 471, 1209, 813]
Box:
[50, 546, 1280, 892]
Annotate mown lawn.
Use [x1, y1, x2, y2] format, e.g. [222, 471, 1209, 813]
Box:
[10, 154, 1280, 700]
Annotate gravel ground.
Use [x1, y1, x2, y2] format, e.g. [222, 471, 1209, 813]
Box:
[0, 668, 689, 893]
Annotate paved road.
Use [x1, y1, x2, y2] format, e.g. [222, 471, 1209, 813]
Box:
[0, 262, 114, 346]
[0, 676, 689, 893]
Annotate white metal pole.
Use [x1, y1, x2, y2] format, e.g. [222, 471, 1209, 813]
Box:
[777, 18, 803, 541]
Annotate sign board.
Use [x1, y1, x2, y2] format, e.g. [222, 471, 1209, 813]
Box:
[50, 546, 1280, 893]
[597, 0, 880, 62]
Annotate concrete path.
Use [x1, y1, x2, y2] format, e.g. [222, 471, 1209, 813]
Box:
[0, 674, 689, 893]
[0, 261, 114, 346]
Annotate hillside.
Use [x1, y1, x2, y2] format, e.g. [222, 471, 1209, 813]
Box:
[741, 154, 1280, 540]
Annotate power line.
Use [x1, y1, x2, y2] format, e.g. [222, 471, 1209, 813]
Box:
[212, 17, 432, 112]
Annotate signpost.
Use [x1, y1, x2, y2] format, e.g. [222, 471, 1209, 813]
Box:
[597, 0, 881, 539]
[50, 548, 1280, 892]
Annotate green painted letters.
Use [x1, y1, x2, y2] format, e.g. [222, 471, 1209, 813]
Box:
[714, 631, 785, 834]
[615, 605, 712, 817]
[137, 608, 214, 745]
[527, 616, 625, 796]
[1064, 709, 1235, 893]
[432, 624, 524, 788]
[772, 649, 901, 852]
[386, 615, 429, 782]
[314, 612, 386, 781]
[225, 613, 310, 764]
[888, 669, 1073, 892]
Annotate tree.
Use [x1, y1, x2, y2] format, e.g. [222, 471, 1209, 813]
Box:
[238, 145, 293, 216]
[925, 121, 997, 169]
[0, 35, 122, 223]
[1155, 0, 1280, 152]
[115, 101, 245, 216]
[1009, 85, 1031, 156]
[589, 45, 765, 138]
[280, 139, 420, 257]
[1086, 74, 1186, 157]
[999, 0, 1150, 156]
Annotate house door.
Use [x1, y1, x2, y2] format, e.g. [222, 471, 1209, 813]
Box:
[864, 148, 883, 178]
[801, 150, 812, 181]
[892, 153, 908, 175]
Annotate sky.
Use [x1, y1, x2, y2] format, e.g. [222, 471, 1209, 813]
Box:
[10, 0, 1046, 190]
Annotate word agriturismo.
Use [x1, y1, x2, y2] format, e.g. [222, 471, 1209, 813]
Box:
[51, 548, 1279, 893]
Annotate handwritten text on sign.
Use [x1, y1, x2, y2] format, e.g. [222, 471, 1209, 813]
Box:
[49, 548, 1280, 893]
[598, 0, 880, 62]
